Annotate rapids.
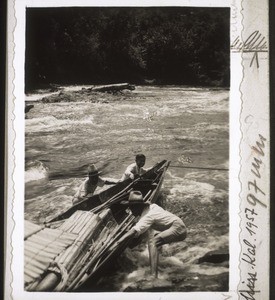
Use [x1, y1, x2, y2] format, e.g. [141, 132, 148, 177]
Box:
[25, 85, 229, 292]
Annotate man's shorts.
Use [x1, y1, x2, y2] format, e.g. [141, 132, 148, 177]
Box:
[157, 220, 187, 244]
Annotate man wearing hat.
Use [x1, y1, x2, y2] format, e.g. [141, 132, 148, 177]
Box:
[72, 164, 118, 205]
[125, 191, 187, 248]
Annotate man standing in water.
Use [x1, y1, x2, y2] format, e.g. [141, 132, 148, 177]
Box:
[120, 154, 150, 181]
[72, 164, 118, 205]
[121, 191, 187, 277]
[125, 191, 187, 248]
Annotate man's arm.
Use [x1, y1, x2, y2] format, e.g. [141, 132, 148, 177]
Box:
[103, 178, 119, 185]
[120, 163, 135, 181]
[72, 181, 85, 204]
[132, 213, 154, 236]
[140, 166, 152, 175]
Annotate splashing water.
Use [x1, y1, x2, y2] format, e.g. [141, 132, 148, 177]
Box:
[25, 86, 229, 292]
[25, 160, 48, 183]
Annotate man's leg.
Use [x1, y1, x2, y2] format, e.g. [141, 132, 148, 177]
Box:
[148, 229, 159, 278]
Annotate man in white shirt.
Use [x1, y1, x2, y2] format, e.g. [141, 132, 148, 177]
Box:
[120, 154, 150, 181]
[72, 164, 118, 205]
[124, 191, 187, 248]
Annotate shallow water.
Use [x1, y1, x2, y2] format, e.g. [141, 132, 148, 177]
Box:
[25, 85, 229, 291]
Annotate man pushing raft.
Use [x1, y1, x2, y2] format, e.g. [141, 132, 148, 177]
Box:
[122, 191, 187, 277]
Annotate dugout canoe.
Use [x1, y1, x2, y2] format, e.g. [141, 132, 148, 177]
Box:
[47, 160, 169, 224]
[24, 160, 170, 291]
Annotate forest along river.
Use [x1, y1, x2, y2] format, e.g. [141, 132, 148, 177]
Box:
[25, 85, 229, 292]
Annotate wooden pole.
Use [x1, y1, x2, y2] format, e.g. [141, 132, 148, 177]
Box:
[35, 273, 60, 291]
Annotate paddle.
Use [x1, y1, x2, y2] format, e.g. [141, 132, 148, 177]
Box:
[170, 165, 228, 171]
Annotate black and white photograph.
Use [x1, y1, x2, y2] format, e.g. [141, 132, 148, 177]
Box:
[23, 6, 230, 293]
[4, 0, 271, 298]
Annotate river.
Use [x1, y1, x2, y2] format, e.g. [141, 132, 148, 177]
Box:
[25, 85, 229, 292]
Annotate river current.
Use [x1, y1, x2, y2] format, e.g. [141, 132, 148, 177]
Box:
[25, 85, 229, 292]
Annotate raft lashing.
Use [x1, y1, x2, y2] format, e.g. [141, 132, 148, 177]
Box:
[24, 160, 170, 291]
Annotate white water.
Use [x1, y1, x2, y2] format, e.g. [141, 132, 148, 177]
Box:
[25, 86, 229, 291]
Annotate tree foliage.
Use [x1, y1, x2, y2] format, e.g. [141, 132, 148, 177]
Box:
[25, 7, 230, 91]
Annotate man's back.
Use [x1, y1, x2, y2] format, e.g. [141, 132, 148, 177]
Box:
[133, 204, 184, 235]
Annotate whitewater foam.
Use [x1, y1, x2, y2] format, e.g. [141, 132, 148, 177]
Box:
[165, 168, 229, 204]
[25, 115, 95, 133]
[25, 162, 48, 183]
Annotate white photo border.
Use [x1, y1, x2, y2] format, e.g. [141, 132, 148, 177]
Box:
[6, 0, 270, 299]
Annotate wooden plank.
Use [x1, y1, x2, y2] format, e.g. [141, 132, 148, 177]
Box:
[25, 260, 46, 274]
[34, 250, 57, 260]
[35, 254, 54, 264]
[28, 235, 52, 246]
[25, 279, 40, 291]
[29, 234, 69, 249]
[44, 245, 64, 255]
[59, 211, 82, 231]
[25, 281, 37, 291]
[24, 266, 40, 279]
[54, 244, 79, 266]
[25, 220, 42, 239]
[26, 227, 76, 253]
[54, 216, 103, 269]
[24, 254, 46, 265]
[60, 211, 94, 234]
[76, 217, 100, 243]
[91, 83, 135, 92]
[25, 240, 45, 251]
[38, 228, 63, 240]
[71, 212, 91, 234]
[24, 273, 33, 284]
[61, 232, 77, 243]
[24, 246, 37, 257]
[25, 239, 71, 260]
[27, 263, 43, 275]
[45, 219, 65, 229]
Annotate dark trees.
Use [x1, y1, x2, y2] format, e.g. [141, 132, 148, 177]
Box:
[25, 7, 230, 91]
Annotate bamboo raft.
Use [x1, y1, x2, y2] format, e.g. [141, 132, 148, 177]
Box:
[24, 160, 170, 291]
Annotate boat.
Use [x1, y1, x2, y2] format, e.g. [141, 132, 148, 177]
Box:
[24, 160, 170, 292]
